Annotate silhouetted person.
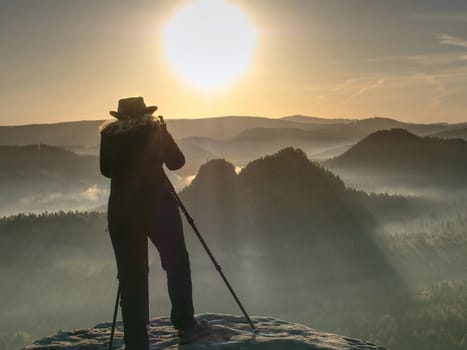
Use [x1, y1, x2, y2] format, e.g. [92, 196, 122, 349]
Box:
[99, 97, 209, 349]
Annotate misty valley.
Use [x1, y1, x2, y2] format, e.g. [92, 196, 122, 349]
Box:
[2, 116, 467, 350]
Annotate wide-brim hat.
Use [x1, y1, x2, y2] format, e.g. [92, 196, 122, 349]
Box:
[110, 97, 158, 120]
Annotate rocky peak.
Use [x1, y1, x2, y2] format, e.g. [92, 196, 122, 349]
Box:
[24, 313, 385, 350]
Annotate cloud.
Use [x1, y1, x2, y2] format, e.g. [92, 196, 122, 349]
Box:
[346, 78, 385, 102]
[328, 51, 467, 70]
[439, 34, 467, 49]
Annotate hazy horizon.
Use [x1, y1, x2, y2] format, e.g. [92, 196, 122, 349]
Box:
[0, 113, 462, 128]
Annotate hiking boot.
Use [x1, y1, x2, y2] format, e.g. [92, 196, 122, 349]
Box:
[178, 319, 211, 345]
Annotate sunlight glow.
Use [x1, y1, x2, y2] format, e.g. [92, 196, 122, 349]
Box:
[163, 0, 257, 90]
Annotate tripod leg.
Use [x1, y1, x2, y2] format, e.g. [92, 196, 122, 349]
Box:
[108, 286, 120, 350]
[163, 173, 257, 332]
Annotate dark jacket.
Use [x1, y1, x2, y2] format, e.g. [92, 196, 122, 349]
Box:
[99, 115, 184, 224]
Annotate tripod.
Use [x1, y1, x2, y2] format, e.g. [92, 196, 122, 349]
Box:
[163, 172, 257, 333]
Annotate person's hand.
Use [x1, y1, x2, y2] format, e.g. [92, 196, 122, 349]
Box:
[158, 115, 167, 132]
[157, 115, 169, 158]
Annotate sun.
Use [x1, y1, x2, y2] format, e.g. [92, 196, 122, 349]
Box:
[163, 0, 257, 91]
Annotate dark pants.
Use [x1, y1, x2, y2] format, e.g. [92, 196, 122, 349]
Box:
[108, 192, 195, 350]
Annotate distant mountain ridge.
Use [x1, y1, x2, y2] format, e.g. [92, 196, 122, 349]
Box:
[0, 144, 101, 184]
[180, 147, 366, 234]
[280, 114, 354, 124]
[233, 127, 349, 142]
[0, 116, 305, 146]
[0, 116, 462, 174]
[0, 144, 107, 215]
[430, 125, 467, 140]
[181, 146, 425, 231]
[0, 120, 103, 148]
[0, 115, 461, 148]
[326, 128, 467, 188]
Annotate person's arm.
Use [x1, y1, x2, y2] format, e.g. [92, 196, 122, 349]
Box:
[163, 130, 185, 170]
[99, 133, 112, 178]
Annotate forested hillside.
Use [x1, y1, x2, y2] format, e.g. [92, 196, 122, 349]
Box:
[326, 128, 467, 189]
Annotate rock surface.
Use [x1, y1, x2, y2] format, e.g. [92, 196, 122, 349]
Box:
[24, 313, 386, 350]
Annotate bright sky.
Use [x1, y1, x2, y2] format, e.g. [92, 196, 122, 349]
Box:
[1, 0, 467, 125]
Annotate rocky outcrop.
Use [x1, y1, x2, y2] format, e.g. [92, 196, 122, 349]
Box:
[24, 313, 385, 350]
